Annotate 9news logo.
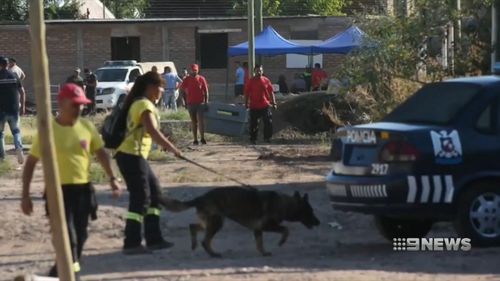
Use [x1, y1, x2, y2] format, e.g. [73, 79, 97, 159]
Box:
[393, 238, 472, 251]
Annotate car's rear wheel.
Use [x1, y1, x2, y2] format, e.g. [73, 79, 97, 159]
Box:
[375, 216, 433, 242]
[455, 182, 500, 247]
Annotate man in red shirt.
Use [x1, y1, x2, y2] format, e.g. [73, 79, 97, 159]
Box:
[180, 64, 209, 145]
[311, 63, 328, 91]
[245, 64, 277, 144]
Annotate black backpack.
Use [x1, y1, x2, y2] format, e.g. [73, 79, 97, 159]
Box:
[101, 96, 128, 149]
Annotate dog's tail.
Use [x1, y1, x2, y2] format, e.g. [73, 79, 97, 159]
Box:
[159, 196, 197, 212]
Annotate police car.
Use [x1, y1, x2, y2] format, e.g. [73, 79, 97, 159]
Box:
[326, 76, 500, 246]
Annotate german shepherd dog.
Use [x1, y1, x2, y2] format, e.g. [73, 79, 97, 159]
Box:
[160, 187, 320, 257]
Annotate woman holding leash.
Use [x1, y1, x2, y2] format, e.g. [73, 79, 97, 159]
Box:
[115, 71, 182, 255]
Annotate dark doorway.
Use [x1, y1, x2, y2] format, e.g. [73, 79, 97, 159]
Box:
[197, 33, 228, 69]
[111, 37, 141, 61]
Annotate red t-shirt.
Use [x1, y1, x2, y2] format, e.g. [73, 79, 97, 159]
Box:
[180, 75, 208, 105]
[312, 69, 328, 88]
[245, 76, 274, 110]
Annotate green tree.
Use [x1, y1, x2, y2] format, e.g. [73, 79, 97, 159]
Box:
[0, 0, 82, 21]
[232, 0, 346, 16]
[44, 0, 82, 20]
[0, 0, 28, 22]
[102, 0, 150, 18]
[337, 0, 492, 119]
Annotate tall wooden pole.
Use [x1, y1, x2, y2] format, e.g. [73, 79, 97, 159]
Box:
[456, 0, 461, 40]
[255, 0, 263, 65]
[492, 3, 498, 73]
[28, 1, 75, 280]
[248, 0, 255, 77]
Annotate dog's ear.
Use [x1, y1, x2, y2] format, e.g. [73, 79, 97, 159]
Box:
[293, 191, 301, 200]
[303, 193, 309, 202]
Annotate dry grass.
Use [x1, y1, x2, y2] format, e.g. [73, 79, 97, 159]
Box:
[87, 113, 107, 127]
[4, 116, 37, 145]
[318, 79, 422, 124]
[10, 107, 332, 155]
[0, 160, 14, 177]
[171, 170, 198, 183]
[148, 149, 174, 162]
[159, 109, 190, 121]
[170, 170, 225, 183]
[5, 113, 109, 146]
[272, 128, 332, 147]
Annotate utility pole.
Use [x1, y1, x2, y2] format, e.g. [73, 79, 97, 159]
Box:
[456, 0, 461, 40]
[29, 1, 75, 281]
[448, 23, 454, 74]
[255, 0, 263, 65]
[493, 2, 498, 72]
[248, 0, 255, 77]
[442, 28, 448, 69]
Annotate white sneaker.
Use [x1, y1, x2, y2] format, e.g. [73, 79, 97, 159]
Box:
[16, 148, 24, 165]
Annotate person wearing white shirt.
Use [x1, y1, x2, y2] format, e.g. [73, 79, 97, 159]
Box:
[234, 61, 245, 97]
[8, 58, 26, 81]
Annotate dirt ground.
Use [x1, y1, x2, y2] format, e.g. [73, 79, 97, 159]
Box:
[1, 142, 500, 281]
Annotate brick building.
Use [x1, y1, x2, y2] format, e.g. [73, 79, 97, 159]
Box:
[0, 16, 350, 101]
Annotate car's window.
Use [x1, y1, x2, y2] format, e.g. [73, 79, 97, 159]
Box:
[95, 69, 128, 82]
[129, 69, 141, 83]
[383, 82, 483, 125]
[476, 104, 493, 132]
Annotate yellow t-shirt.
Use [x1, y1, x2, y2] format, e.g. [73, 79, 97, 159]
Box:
[117, 98, 159, 159]
[30, 118, 104, 185]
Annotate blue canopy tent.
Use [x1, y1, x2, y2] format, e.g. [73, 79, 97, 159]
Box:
[312, 25, 367, 54]
[224, 26, 367, 98]
[228, 26, 312, 56]
[225, 26, 311, 99]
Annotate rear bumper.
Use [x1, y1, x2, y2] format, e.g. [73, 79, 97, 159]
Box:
[326, 172, 455, 219]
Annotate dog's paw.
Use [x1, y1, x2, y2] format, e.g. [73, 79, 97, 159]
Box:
[261, 251, 272, 257]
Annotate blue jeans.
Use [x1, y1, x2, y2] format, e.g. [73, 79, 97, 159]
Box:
[0, 112, 23, 159]
[163, 90, 177, 111]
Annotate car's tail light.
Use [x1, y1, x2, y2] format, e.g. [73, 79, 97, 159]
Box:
[379, 141, 420, 162]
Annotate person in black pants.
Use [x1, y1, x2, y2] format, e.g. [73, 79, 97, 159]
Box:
[84, 68, 97, 115]
[244, 65, 277, 144]
[115, 71, 182, 255]
[21, 83, 122, 279]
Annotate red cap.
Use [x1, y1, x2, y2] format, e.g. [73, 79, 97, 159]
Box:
[58, 83, 91, 105]
[191, 64, 199, 72]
